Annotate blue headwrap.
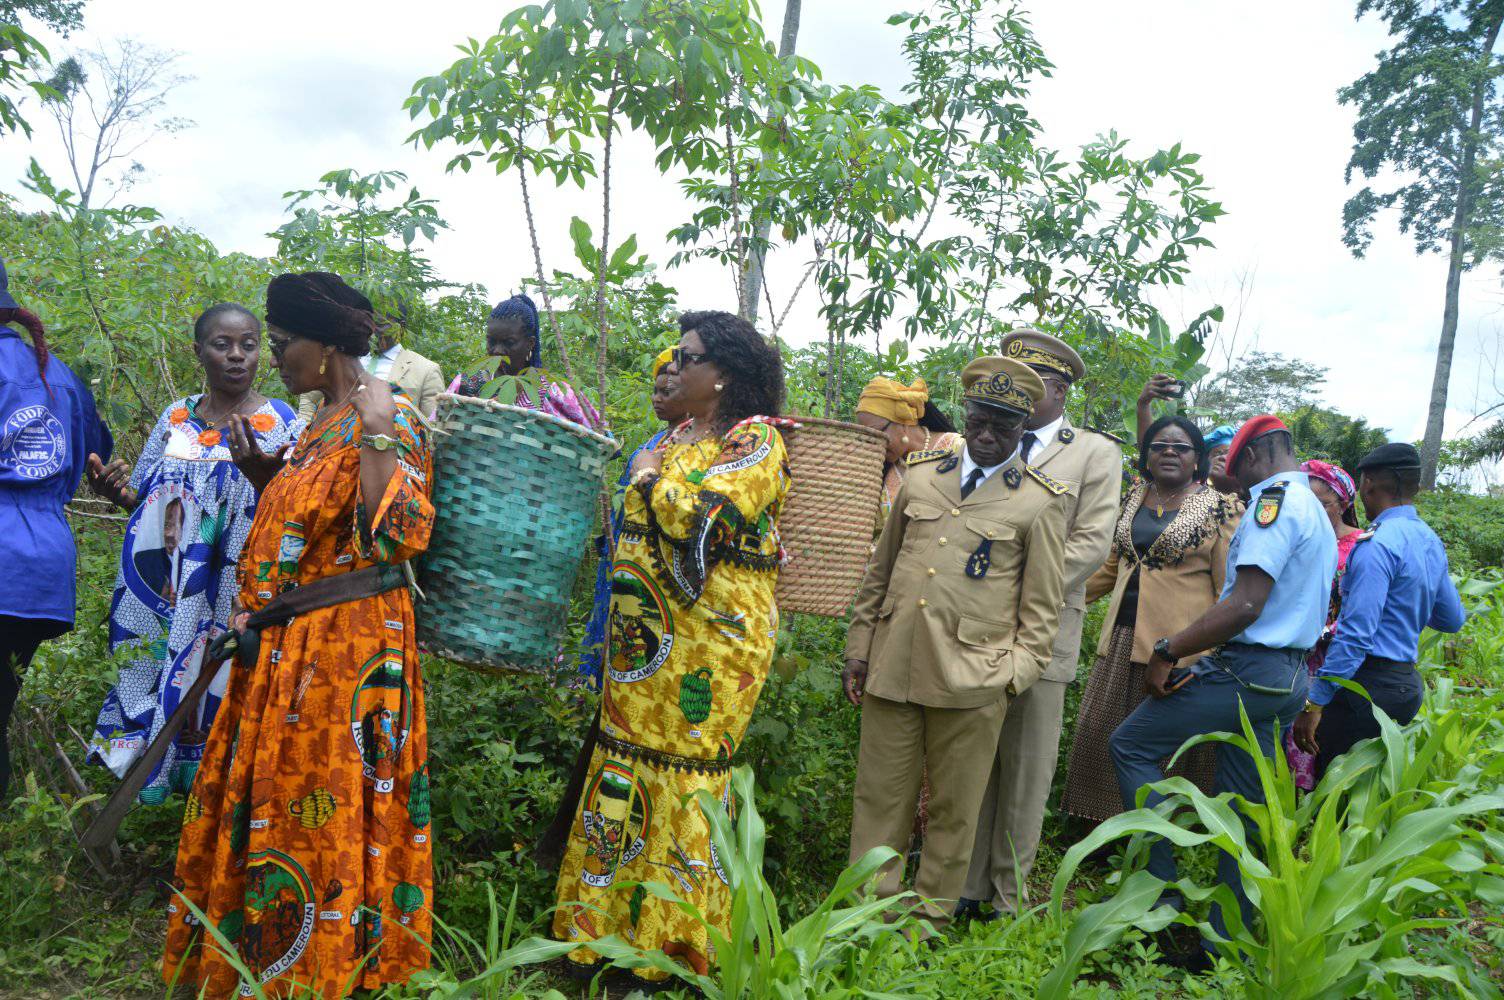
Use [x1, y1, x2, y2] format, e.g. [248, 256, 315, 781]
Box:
[488, 293, 542, 369]
[0, 257, 19, 311]
[1204, 424, 1235, 450]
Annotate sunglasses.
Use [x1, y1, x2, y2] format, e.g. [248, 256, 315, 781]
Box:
[1147, 442, 1197, 456]
[672, 347, 710, 369]
[267, 334, 295, 360]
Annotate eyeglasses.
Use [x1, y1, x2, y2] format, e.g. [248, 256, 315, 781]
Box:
[964, 415, 1025, 436]
[1147, 442, 1197, 456]
[672, 347, 710, 368]
[267, 335, 294, 360]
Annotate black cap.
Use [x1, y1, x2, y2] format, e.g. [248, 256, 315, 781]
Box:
[1356, 442, 1422, 472]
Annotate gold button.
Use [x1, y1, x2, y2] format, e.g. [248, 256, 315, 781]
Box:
[918, 598, 928, 607]
[951, 508, 961, 516]
[938, 537, 948, 546]
[987, 530, 996, 538]
[927, 567, 936, 577]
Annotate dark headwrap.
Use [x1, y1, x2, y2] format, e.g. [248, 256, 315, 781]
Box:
[489, 293, 542, 369]
[0, 256, 49, 385]
[0, 257, 18, 311]
[265, 271, 375, 357]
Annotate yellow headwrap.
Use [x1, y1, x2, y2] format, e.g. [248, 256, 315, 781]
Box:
[651, 347, 675, 379]
[857, 376, 929, 426]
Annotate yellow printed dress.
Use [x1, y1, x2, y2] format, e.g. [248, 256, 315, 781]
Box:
[552, 419, 791, 977]
[161, 395, 434, 999]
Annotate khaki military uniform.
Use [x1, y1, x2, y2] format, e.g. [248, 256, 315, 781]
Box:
[845, 443, 1070, 923]
[963, 418, 1122, 911]
[298, 345, 445, 421]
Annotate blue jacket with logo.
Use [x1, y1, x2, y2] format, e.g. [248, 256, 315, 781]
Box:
[0, 324, 113, 626]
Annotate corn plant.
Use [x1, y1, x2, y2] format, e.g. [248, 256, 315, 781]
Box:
[536, 764, 923, 999]
[1040, 691, 1504, 1000]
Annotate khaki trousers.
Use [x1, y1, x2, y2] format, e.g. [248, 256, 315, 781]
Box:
[848, 693, 1008, 925]
[962, 678, 1068, 911]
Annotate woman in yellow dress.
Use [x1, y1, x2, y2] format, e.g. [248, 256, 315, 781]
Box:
[552, 310, 789, 986]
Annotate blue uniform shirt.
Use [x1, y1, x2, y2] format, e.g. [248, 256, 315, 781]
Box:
[0, 324, 112, 626]
[1221, 471, 1337, 650]
[1309, 505, 1465, 706]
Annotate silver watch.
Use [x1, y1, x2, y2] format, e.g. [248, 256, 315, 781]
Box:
[360, 433, 399, 453]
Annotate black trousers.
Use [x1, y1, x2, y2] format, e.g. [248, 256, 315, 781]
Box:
[1, 615, 66, 800]
[1313, 656, 1423, 778]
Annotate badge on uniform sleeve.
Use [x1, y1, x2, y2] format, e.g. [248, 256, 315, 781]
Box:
[1254, 483, 1287, 527]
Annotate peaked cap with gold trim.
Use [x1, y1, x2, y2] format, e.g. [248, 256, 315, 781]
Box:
[961, 356, 1045, 416]
[1000, 326, 1085, 382]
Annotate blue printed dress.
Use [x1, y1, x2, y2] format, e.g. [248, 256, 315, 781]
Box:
[90, 396, 300, 803]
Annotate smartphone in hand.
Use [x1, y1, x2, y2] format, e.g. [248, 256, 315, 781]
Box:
[1166, 666, 1197, 692]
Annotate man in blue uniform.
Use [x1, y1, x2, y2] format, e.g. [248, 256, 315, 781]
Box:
[1110, 414, 1335, 953]
[1291, 442, 1465, 775]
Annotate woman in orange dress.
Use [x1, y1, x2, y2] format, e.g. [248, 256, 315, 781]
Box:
[162, 272, 435, 999]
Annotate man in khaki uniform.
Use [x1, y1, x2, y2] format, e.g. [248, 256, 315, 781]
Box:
[960, 328, 1123, 918]
[298, 308, 444, 421]
[844, 355, 1071, 925]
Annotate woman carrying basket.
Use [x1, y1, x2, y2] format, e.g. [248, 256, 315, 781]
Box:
[450, 293, 601, 430]
[552, 311, 789, 987]
[853, 375, 959, 522]
[162, 272, 436, 999]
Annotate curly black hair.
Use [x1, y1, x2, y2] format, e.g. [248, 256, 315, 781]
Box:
[678, 310, 784, 430]
[1139, 414, 1209, 482]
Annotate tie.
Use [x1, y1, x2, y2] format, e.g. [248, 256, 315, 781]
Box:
[961, 467, 986, 499]
[1021, 431, 1039, 463]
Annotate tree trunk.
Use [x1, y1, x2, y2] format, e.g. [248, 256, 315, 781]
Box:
[1421, 9, 1503, 487]
[740, 0, 802, 323]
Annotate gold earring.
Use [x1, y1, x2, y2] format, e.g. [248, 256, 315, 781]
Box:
[319, 356, 327, 376]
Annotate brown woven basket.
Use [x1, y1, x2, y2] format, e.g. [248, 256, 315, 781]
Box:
[775, 417, 887, 617]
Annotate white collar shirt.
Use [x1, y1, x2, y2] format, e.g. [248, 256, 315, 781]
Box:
[362, 343, 403, 380]
[1021, 414, 1063, 464]
[959, 443, 1020, 489]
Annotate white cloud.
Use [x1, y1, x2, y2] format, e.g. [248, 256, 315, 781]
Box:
[2, 0, 1499, 443]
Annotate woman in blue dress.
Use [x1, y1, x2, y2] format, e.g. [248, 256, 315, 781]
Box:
[87, 304, 300, 804]
[576, 348, 685, 686]
[0, 258, 113, 801]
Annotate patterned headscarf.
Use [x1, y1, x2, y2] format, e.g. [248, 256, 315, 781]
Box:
[1302, 458, 1357, 511]
[651, 347, 675, 379]
[857, 376, 930, 426]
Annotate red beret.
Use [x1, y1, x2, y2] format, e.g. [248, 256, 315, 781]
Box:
[1225, 414, 1288, 475]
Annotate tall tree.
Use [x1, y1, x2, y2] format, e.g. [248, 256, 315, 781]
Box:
[1341, 0, 1504, 487]
[0, 0, 85, 136]
[43, 38, 191, 208]
[739, 0, 801, 322]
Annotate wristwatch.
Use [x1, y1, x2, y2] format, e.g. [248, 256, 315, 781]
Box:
[360, 433, 399, 453]
[1153, 637, 1176, 664]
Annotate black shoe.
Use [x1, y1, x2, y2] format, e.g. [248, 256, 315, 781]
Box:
[953, 897, 982, 922]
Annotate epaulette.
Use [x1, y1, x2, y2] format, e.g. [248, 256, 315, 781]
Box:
[1084, 426, 1126, 445]
[1026, 465, 1072, 495]
[905, 447, 954, 467]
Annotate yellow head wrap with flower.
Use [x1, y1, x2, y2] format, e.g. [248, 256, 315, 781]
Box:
[856, 376, 930, 426]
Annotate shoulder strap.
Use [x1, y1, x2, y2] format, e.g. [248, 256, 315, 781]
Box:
[1085, 426, 1126, 445]
[1026, 464, 1071, 495]
[246, 562, 407, 631]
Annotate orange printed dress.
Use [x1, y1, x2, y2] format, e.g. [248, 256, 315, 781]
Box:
[162, 395, 435, 999]
[553, 418, 791, 977]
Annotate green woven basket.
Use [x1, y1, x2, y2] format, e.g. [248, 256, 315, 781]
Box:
[417, 393, 616, 673]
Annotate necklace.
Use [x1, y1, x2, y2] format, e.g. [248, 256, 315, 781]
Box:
[193, 392, 257, 430]
[309, 378, 362, 434]
[1147, 481, 1196, 518]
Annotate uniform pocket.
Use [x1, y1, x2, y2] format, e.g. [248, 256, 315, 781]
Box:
[957, 615, 1014, 650]
[899, 502, 944, 555]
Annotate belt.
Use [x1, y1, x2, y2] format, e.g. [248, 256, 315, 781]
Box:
[1359, 655, 1415, 670]
[1209, 641, 1309, 696]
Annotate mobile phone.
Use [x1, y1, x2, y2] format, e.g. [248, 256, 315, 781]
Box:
[1165, 379, 1187, 400]
[1166, 666, 1196, 692]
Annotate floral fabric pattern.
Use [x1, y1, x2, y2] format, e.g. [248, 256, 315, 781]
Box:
[90, 396, 299, 803]
[552, 421, 790, 978]
[161, 393, 435, 999]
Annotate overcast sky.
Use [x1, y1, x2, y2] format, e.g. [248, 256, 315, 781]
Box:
[3, 0, 1502, 448]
